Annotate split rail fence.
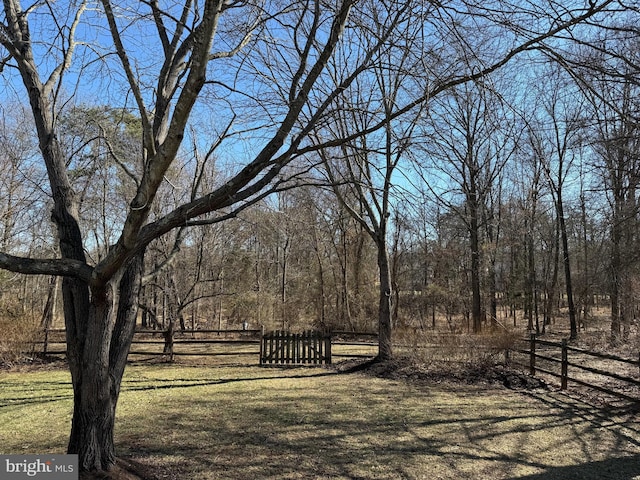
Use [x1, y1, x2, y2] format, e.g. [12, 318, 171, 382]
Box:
[34, 328, 378, 364]
[515, 334, 640, 403]
[20, 329, 640, 402]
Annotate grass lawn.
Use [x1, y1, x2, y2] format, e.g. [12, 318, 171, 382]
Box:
[1, 362, 639, 479]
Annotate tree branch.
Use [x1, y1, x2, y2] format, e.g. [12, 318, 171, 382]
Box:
[0, 252, 93, 282]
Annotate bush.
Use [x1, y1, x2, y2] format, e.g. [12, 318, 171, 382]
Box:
[394, 327, 521, 368]
[0, 305, 41, 367]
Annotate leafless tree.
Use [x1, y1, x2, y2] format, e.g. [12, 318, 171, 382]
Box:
[527, 67, 586, 340]
[415, 80, 516, 333]
[580, 39, 640, 343]
[0, 0, 369, 472]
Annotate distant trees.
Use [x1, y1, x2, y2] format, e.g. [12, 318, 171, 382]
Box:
[574, 36, 640, 343]
[540, 12, 640, 342]
[0, 106, 51, 321]
[416, 80, 516, 333]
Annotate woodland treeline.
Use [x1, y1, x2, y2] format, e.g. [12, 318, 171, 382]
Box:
[2, 40, 638, 343]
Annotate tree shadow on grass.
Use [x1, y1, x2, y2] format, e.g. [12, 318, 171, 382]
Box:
[508, 454, 640, 480]
[119, 370, 337, 393]
[0, 366, 336, 407]
[115, 372, 640, 480]
[0, 380, 74, 407]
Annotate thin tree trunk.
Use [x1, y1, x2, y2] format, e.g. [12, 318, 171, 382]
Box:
[470, 215, 482, 334]
[556, 194, 577, 339]
[312, 232, 327, 328]
[526, 220, 535, 333]
[40, 275, 58, 329]
[544, 210, 560, 332]
[610, 200, 624, 343]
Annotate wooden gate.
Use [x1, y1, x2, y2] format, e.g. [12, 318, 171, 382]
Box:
[260, 330, 331, 365]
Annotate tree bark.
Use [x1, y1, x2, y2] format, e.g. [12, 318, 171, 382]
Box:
[556, 192, 578, 340]
[469, 208, 482, 334]
[377, 239, 393, 361]
[67, 282, 116, 471]
[67, 252, 143, 472]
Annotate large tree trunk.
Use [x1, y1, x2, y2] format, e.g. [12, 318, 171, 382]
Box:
[377, 240, 393, 361]
[19, 55, 144, 472]
[67, 252, 143, 473]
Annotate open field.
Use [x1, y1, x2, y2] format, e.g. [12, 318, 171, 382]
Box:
[1, 362, 639, 479]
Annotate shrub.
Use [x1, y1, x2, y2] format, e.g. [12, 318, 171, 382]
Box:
[0, 304, 41, 367]
[394, 327, 521, 368]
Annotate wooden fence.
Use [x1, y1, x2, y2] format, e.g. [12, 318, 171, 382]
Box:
[34, 328, 378, 364]
[24, 329, 640, 402]
[260, 330, 332, 365]
[518, 334, 640, 403]
[331, 331, 378, 360]
[38, 328, 263, 361]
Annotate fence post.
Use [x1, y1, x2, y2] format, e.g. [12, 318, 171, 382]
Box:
[325, 333, 332, 365]
[529, 333, 536, 376]
[42, 327, 50, 356]
[294, 333, 299, 364]
[316, 331, 321, 363]
[561, 339, 568, 390]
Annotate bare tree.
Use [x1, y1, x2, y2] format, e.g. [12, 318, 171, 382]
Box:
[316, 0, 430, 359]
[319, 83, 420, 359]
[527, 67, 584, 340]
[580, 42, 640, 343]
[417, 80, 515, 333]
[0, 0, 367, 472]
[522, 133, 545, 333]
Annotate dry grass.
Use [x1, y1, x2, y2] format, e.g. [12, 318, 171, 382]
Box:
[1, 363, 639, 479]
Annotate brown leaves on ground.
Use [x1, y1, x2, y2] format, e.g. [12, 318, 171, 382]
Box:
[334, 355, 548, 390]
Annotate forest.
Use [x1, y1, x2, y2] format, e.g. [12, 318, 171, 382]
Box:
[0, 0, 639, 475]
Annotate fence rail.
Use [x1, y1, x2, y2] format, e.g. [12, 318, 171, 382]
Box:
[19, 329, 640, 403]
[33, 328, 379, 364]
[517, 334, 640, 403]
[36, 328, 263, 360]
